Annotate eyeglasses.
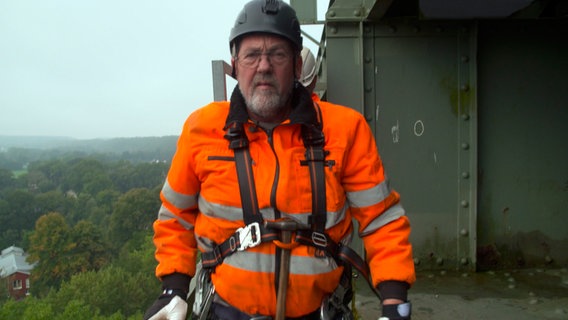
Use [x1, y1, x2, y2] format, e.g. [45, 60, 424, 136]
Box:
[236, 49, 292, 68]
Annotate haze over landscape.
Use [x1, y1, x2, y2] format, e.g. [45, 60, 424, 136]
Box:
[0, 0, 325, 140]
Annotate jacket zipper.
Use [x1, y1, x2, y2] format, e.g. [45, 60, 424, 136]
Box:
[264, 126, 283, 300]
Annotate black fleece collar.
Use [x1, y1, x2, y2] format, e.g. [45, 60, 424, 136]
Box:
[224, 82, 318, 130]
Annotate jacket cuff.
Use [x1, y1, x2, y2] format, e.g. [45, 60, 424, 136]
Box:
[161, 272, 191, 294]
[377, 280, 409, 301]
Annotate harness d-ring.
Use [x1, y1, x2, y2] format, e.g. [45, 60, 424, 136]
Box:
[272, 238, 299, 250]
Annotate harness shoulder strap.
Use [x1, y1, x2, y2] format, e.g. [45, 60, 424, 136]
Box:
[225, 121, 263, 225]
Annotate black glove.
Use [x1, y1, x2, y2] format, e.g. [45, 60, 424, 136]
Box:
[379, 301, 412, 320]
[143, 273, 191, 320]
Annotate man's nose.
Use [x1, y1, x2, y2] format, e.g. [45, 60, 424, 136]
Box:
[256, 54, 273, 71]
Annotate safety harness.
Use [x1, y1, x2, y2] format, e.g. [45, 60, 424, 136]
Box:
[200, 86, 379, 299]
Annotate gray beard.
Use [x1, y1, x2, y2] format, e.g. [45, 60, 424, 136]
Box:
[242, 86, 292, 123]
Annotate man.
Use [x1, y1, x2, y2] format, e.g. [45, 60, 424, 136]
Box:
[143, 1, 415, 319]
[300, 46, 319, 100]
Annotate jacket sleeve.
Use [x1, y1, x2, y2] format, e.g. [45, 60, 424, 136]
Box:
[341, 110, 416, 289]
[153, 115, 200, 279]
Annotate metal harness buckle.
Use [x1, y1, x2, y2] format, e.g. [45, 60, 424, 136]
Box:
[236, 222, 261, 251]
[312, 231, 328, 248]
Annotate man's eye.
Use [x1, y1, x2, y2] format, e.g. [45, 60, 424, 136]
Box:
[272, 51, 287, 60]
[244, 52, 260, 61]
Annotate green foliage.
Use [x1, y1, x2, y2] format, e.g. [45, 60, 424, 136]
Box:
[0, 168, 15, 191]
[27, 212, 74, 296]
[27, 212, 111, 297]
[0, 189, 39, 248]
[0, 135, 177, 171]
[21, 298, 54, 320]
[48, 266, 155, 317]
[0, 276, 8, 304]
[0, 154, 170, 317]
[0, 299, 28, 319]
[0, 297, 146, 320]
[109, 188, 160, 250]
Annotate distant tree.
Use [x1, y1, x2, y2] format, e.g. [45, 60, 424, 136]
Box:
[27, 212, 73, 296]
[50, 265, 157, 318]
[69, 220, 110, 272]
[91, 189, 120, 224]
[34, 190, 74, 218]
[67, 193, 96, 224]
[109, 161, 167, 193]
[0, 299, 28, 320]
[1, 189, 37, 230]
[21, 298, 54, 320]
[0, 168, 14, 191]
[26, 170, 56, 193]
[0, 269, 8, 304]
[108, 188, 160, 249]
[114, 234, 158, 278]
[63, 158, 111, 195]
[26, 159, 67, 191]
[54, 300, 101, 320]
[27, 212, 112, 297]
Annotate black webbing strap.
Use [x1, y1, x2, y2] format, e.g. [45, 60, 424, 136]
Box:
[301, 124, 328, 258]
[202, 122, 278, 269]
[296, 104, 381, 298]
[225, 122, 262, 225]
[295, 228, 382, 300]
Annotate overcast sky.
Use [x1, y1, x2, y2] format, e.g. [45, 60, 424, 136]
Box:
[0, 0, 325, 139]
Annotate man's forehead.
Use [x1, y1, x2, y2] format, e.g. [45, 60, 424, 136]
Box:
[239, 34, 290, 50]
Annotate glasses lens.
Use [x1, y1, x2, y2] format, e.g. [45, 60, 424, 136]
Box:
[238, 50, 290, 68]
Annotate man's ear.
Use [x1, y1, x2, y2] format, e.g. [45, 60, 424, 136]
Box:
[294, 53, 302, 80]
[231, 57, 237, 78]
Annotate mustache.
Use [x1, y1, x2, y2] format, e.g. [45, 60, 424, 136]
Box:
[253, 75, 277, 87]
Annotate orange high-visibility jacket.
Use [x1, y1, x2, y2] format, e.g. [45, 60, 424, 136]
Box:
[153, 88, 415, 317]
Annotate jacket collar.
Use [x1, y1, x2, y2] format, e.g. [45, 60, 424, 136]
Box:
[224, 82, 318, 130]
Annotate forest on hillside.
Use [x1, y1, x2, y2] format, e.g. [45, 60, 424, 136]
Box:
[0, 135, 179, 171]
[0, 145, 175, 319]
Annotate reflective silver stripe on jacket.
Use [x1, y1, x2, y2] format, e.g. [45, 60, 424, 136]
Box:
[346, 180, 391, 208]
[157, 205, 194, 230]
[199, 196, 349, 229]
[360, 203, 406, 236]
[161, 180, 197, 210]
[223, 250, 339, 275]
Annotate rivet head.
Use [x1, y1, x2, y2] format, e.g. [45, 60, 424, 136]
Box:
[460, 257, 469, 265]
[389, 26, 397, 33]
[329, 26, 338, 34]
[328, 10, 336, 17]
[460, 228, 469, 236]
[353, 9, 361, 17]
[461, 143, 470, 150]
[462, 113, 470, 121]
[461, 171, 470, 179]
[461, 200, 469, 208]
[461, 84, 470, 92]
[461, 55, 470, 63]
[413, 258, 421, 265]
[436, 257, 444, 266]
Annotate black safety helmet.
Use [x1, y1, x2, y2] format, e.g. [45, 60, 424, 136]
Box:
[229, 0, 303, 54]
